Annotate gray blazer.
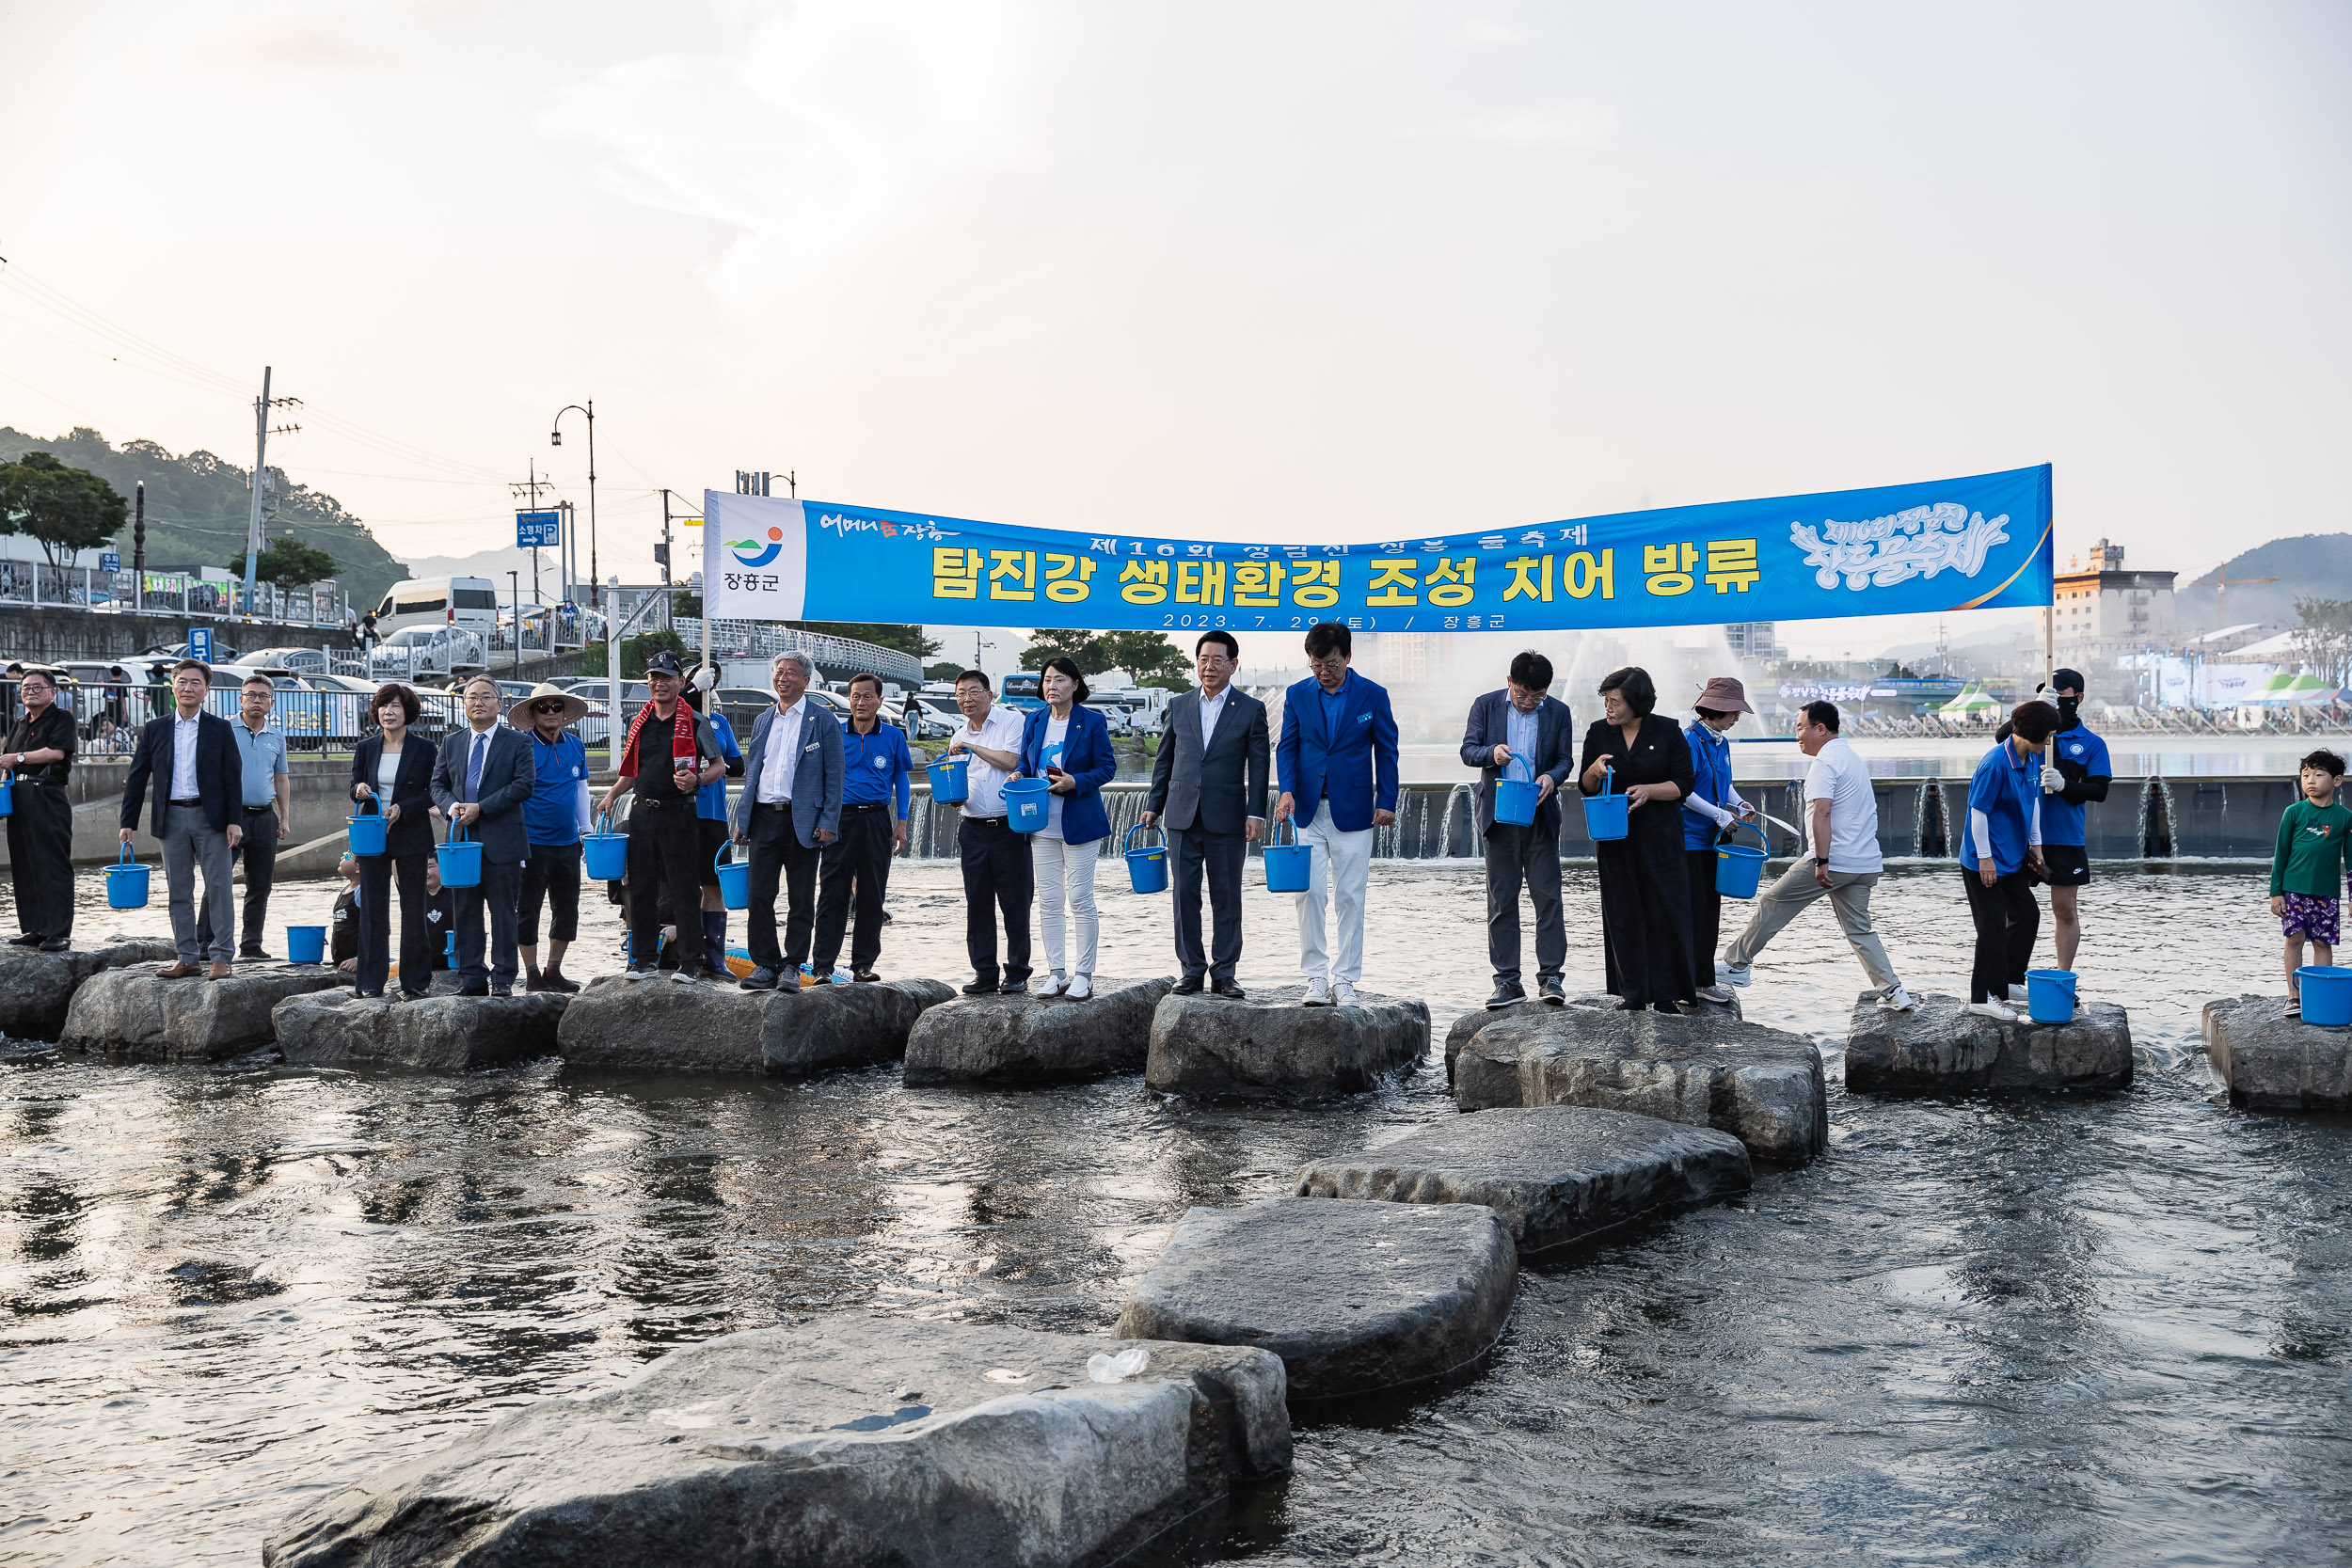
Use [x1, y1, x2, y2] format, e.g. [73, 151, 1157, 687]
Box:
[431, 723, 537, 865]
[1145, 687, 1270, 836]
[733, 698, 845, 847]
[1459, 689, 1576, 837]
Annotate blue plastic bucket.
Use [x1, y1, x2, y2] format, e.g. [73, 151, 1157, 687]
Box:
[1582, 766, 1629, 842]
[1263, 817, 1311, 894]
[1123, 823, 1168, 894]
[1492, 754, 1537, 828]
[1714, 821, 1768, 899]
[583, 812, 628, 881]
[1004, 777, 1050, 833]
[0, 780, 12, 818]
[347, 800, 387, 857]
[713, 842, 750, 911]
[104, 843, 151, 910]
[445, 931, 456, 961]
[286, 925, 326, 964]
[437, 821, 482, 889]
[2025, 967, 2078, 1024]
[2296, 964, 2352, 1026]
[928, 755, 970, 805]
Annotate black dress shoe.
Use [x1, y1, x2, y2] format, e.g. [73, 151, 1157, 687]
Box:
[1211, 978, 1247, 1000]
[851, 970, 881, 983]
[459, 982, 490, 997]
[239, 945, 270, 960]
[490, 984, 514, 998]
[1171, 974, 1206, 994]
[961, 978, 998, 996]
[40, 936, 72, 953]
[998, 977, 1028, 995]
[1537, 977, 1565, 1005]
[1485, 981, 1526, 1010]
[8, 932, 43, 946]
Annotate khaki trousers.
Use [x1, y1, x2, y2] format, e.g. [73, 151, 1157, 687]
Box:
[1723, 863, 1900, 990]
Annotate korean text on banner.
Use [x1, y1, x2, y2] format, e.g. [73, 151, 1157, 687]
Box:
[701, 463, 2052, 634]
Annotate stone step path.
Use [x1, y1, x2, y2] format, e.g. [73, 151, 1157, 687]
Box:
[0, 940, 178, 1041]
[1451, 993, 1828, 1164]
[904, 976, 1174, 1085]
[1147, 984, 1429, 1100]
[1444, 990, 1741, 1081]
[59, 963, 349, 1063]
[1845, 991, 2133, 1094]
[1116, 1197, 1518, 1402]
[277, 990, 568, 1071]
[264, 1314, 1291, 1568]
[2202, 994, 2352, 1112]
[555, 974, 953, 1076]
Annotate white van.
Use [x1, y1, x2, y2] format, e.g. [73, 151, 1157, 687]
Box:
[373, 577, 501, 637]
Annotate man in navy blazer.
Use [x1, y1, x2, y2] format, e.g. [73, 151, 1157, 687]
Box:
[731, 651, 844, 991]
[431, 675, 538, 994]
[119, 657, 246, 977]
[1461, 650, 1577, 1008]
[1273, 622, 1399, 1007]
[1143, 630, 1269, 997]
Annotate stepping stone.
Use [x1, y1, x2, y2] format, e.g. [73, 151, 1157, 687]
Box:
[1845, 992, 2133, 1095]
[1295, 1105, 1750, 1254]
[275, 990, 568, 1071]
[262, 1313, 1291, 1568]
[2202, 994, 2352, 1112]
[0, 939, 178, 1041]
[1115, 1197, 1518, 1402]
[556, 975, 954, 1076]
[903, 976, 1174, 1085]
[1146, 985, 1429, 1100]
[1444, 989, 1740, 1082]
[1451, 995, 1827, 1164]
[58, 964, 351, 1064]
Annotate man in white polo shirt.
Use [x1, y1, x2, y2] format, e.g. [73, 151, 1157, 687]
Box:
[944, 668, 1033, 995]
[1720, 699, 1913, 1011]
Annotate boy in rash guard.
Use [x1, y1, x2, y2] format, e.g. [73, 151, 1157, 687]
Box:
[1957, 702, 2055, 1021]
[510, 683, 595, 993]
[2270, 750, 2352, 1019]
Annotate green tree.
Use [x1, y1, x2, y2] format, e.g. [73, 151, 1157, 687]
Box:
[786, 621, 939, 659]
[2293, 596, 2352, 688]
[0, 451, 128, 570]
[1023, 627, 1188, 687]
[1021, 627, 1106, 671]
[228, 537, 340, 591]
[924, 659, 966, 682]
[578, 627, 690, 680]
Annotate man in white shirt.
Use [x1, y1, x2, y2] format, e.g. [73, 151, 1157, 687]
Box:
[1720, 700, 1913, 1010]
[944, 668, 1033, 994]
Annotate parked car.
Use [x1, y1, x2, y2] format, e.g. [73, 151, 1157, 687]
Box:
[366, 626, 485, 679]
[241, 646, 330, 674]
[902, 693, 961, 743]
[141, 640, 242, 666]
[713, 687, 774, 736]
[1081, 698, 1134, 737]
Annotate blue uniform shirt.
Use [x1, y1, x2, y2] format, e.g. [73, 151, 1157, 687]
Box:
[842, 720, 913, 816]
[2039, 721, 2111, 848]
[1682, 721, 1735, 851]
[522, 730, 589, 846]
[1959, 740, 2041, 876]
[1317, 674, 1352, 748]
[696, 711, 742, 822]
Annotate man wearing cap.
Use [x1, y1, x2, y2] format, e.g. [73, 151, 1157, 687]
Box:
[2033, 669, 2109, 971]
[431, 675, 537, 996]
[510, 681, 593, 993]
[1458, 651, 1576, 1008]
[1682, 675, 1757, 1005]
[604, 651, 727, 983]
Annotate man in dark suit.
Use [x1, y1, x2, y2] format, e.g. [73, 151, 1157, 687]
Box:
[1460, 650, 1577, 1008]
[430, 675, 537, 995]
[119, 658, 246, 978]
[1144, 630, 1270, 998]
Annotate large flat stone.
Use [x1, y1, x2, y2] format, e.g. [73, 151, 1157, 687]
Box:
[1295, 1105, 1751, 1254]
[0, 940, 179, 1041]
[1845, 992, 2133, 1095]
[58, 964, 350, 1063]
[903, 976, 1174, 1085]
[2203, 994, 2352, 1113]
[275, 990, 568, 1071]
[1452, 995, 1827, 1164]
[556, 974, 954, 1076]
[1115, 1197, 1517, 1402]
[1146, 985, 1429, 1100]
[1443, 990, 1740, 1083]
[262, 1313, 1290, 1568]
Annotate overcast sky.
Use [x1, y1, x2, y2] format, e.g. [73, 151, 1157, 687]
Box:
[3, 1, 2345, 658]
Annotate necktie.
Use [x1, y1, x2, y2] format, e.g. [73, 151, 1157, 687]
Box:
[467, 734, 486, 801]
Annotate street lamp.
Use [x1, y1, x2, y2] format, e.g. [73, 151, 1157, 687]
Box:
[551, 400, 597, 610]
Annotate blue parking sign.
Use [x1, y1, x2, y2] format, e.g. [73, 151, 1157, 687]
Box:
[101, 552, 121, 573]
[188, 626, 214, 664]
[516, 510, 562, 548]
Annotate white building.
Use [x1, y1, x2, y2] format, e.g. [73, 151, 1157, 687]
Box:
[2054, 539, 2176, 663]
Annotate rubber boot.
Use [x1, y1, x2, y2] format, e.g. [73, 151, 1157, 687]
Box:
[702, 910, 728, 976]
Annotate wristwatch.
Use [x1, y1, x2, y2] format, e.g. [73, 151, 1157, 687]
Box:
[1813, 856, 1829, 866]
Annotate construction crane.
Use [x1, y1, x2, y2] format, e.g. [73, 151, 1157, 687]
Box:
[2203, 563, 2280, 627]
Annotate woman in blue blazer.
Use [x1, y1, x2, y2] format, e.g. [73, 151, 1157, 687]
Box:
[1020, 657, 1118, 998]
[348, 683, 440, 998]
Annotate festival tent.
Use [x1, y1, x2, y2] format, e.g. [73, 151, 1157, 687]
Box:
[2244, 672, 2341, 705]
[1936, 683, 2002, 720]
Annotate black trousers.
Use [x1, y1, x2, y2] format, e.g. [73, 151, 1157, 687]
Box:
[517, 840, 581, 946]
[1962, 866, 2040, 1003]
[959, 815, 1033, 983]
[813, 806, 894, 974]
[453, 858, 521, 988]
[744, 801, 822, 972]
[5, 782, 74, 940]
[1687, 847, 1723, 994]
[1169, 824, 1246, 982]
[198, 807, 279, 954]
[358, 850, 431, 996]
[628, 800, 706, 972]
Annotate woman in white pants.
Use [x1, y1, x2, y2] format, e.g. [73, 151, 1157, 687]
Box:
[1018, 657, 1119, 998]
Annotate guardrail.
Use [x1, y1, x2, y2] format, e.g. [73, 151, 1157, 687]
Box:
[672, 618, 924, 686]
[0, 561, 347, 627]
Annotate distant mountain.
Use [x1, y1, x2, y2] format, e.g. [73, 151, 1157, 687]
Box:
[0, 425, 407, 609]
[2175, 534, 2352, 637]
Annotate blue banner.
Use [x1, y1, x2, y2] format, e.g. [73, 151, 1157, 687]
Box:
[703, 464, 2051, 634]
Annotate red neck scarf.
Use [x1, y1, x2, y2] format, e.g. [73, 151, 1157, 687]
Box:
[622, 700, 697, 780]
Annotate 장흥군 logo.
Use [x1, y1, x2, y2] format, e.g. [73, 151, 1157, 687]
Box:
[728, 526, 786, 568]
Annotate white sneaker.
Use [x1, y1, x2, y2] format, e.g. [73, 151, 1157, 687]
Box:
[625, 966, 654, 982]
[1965, 999, 2017, 1022]
[1697, 984, 1734, 1004]
[1038, 974, 1067, 997]
[1066, 974, 1092, 1000]
[1878, 985, 1917, 1012]
[1718, 962, 1752, 989]
[669, 967, 695, 985]
[1304, 977, 1331, 1006]
[1332, 981, 1359, 1008]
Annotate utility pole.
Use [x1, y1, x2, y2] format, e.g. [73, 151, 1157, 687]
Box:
[551, 400, 597, 610]
[242, 367, 300, 621]
[132, 482, 145, 614]
[658, 488, 674, 629]
[510, 459, 549, 609]
[510, 570, 521, 678]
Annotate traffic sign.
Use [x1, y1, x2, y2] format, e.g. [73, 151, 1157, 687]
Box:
[188, 626, 214, 664]
[100, 552, 121, 573]
[516, 510, 562, 548]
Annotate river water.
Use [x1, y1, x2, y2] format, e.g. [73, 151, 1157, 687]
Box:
[3, 863, 2347, 1567]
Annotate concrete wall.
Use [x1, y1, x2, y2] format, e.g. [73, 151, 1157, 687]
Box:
[0, 604, 356, 664]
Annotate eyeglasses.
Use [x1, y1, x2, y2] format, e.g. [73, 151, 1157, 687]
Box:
[532, 701, 568, 714]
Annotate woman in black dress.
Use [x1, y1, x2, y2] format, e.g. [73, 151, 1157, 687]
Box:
[1579, 666, 1697, 1011]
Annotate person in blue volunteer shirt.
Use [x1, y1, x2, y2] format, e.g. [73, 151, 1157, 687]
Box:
[509, 682, 593, 993]
[1018, 657, 1118, 999]
[1958, 701, 2057, 1020]
[689, 682, 746, 979]
[813, 673, 914, 983]
[1680, 675, 1756, 1005]
[2030, 669, 2109, 971]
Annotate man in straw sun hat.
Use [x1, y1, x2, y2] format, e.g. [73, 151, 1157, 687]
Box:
[508, 681, 594, 992]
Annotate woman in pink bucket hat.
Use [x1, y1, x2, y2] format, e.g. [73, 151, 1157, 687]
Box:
[1682, 676, 1756, 1004]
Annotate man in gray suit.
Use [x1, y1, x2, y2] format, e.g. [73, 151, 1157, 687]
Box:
[1143, 630, 1269, 997]
[732, 651, 844, 991]
[431, 675, 538, 995]
[1460, 650, 1576, 1008]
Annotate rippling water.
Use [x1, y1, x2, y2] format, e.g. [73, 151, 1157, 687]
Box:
[4, 863, 2347, 1567]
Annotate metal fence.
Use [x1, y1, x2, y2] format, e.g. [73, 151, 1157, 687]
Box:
[672, 617, 924, 686]
[0, 560, 347, 627]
